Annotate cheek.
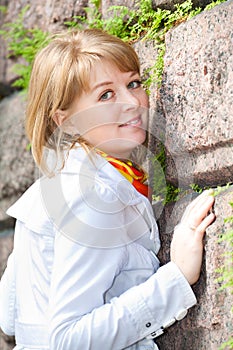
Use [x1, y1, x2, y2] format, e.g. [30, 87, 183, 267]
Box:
[70, 113, 92, 135]
[141, 94, 149, 128]
[142, 91, 149, 108]
[82, 105, 117, 129]
[69, 107, 108, 135]
[84, 125, 116, 147]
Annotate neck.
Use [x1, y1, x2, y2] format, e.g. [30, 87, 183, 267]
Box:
[97, 150, 152, 200]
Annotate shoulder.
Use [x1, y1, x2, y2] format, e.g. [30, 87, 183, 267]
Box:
[6, 147, 156, 248]
[6, 179, 54, 235]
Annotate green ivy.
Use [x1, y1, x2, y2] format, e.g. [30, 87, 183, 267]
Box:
[204, 0, 228, 10]
[151, 143, 182, 204]
[0, 5, 7, 14]
[0, 0, 228, 90]
[0, 5, 49, 90]
[66, 0, 225, 86]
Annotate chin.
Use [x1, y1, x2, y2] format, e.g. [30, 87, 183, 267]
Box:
[119, 139, 146, 157]
[131, 130, 147, 146]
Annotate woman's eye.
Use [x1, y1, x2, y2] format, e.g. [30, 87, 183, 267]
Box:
[100, 91, 113, 101]
[128, 80, 142, 89]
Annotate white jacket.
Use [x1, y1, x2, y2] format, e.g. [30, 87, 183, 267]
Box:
[0, 147, 196, 350]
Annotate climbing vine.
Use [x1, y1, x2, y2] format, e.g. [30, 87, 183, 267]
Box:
[0, 0, 227, 91]
[0, 5, 48, 90]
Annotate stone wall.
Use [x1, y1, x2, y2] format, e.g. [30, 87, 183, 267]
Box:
[162, 1, 233, 188]
[156, 187, 233, 349]
[0, 0, 232, 349]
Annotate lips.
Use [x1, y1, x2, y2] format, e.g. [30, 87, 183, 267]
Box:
[119, 116, 142, 127]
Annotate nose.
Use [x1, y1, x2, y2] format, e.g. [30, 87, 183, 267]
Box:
[120, 88, 140, 112]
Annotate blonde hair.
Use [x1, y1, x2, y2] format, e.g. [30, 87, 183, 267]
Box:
[25, 28, 140, 175]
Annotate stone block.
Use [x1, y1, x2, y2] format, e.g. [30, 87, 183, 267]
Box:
[155, 187, 233, 349]
[4, 0, 88, 32]
[0, 329, 15, 350]
[133, 40, 166, 181]
[152, 0, 212, 11]
[0, 0, 89, 84]
[101, 0, 137, 14]
[0, 93, 35, 221]
[160, 1, 233, 187]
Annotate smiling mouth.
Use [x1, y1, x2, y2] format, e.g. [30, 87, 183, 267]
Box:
[119, 116, 142, 127]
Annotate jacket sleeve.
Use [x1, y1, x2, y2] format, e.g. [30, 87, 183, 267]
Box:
[0, 251, 16, 336]
[49, 231, 197, 350]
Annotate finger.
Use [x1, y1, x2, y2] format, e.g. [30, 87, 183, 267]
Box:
[194, 212, 216, 241]
[182, 190, 215, 222]
[181, 189, 214, 220]
[189, 189, 214, 208]
[182, 196, 215, 232]
[194, 194, 215, 222]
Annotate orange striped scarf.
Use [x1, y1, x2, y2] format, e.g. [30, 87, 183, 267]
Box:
[98, 151, 152, 200]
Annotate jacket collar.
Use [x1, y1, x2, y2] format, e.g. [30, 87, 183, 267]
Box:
[62, 146, 147, 206]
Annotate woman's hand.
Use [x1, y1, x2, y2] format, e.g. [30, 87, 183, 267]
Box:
[170, 189, 215, 285]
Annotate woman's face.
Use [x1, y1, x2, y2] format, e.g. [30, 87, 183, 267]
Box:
[66, 60, 149, 158]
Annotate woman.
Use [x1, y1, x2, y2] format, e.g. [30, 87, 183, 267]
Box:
[0, 28, 215, 349]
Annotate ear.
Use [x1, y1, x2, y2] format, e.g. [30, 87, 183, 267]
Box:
[52, 109, 68, 127]
[52, 109, 76, 135]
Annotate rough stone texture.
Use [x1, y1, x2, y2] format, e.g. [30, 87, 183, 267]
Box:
[0, 231, 13, 285]
[152, 0, 212, 11]
[101, 0, 213, 13]
[101, 0, 138, 19]
[155, 187, 233, 350]
[0, 0, 218, 85]
[0, 0, 89, 85]
[0, 330, 14, 350]
[4, 0, 88, 32]
[0, 93, 35, 221]
[133, 39, 165, 179]
[0, 1, 7, 82]
[133, 39, 168, 192]
[161, 0, 233, 187]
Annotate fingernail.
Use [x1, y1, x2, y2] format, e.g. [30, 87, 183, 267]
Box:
[206, 189, 214, 196]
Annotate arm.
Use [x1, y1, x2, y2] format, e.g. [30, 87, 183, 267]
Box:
[49, 179, 214, 349]
[49, 232, 196, 350]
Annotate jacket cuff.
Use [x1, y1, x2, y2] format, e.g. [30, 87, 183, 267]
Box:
[116, 261, 196, 340]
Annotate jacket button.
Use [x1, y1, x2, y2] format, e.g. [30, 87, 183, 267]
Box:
[163, 318, 176, 328]
[176, 309, 188, 321]
[146, 322, 151, 328]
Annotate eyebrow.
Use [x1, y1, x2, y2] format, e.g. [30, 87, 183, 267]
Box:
[91, 71, 138, 91]
[91, 81, 112, 91]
